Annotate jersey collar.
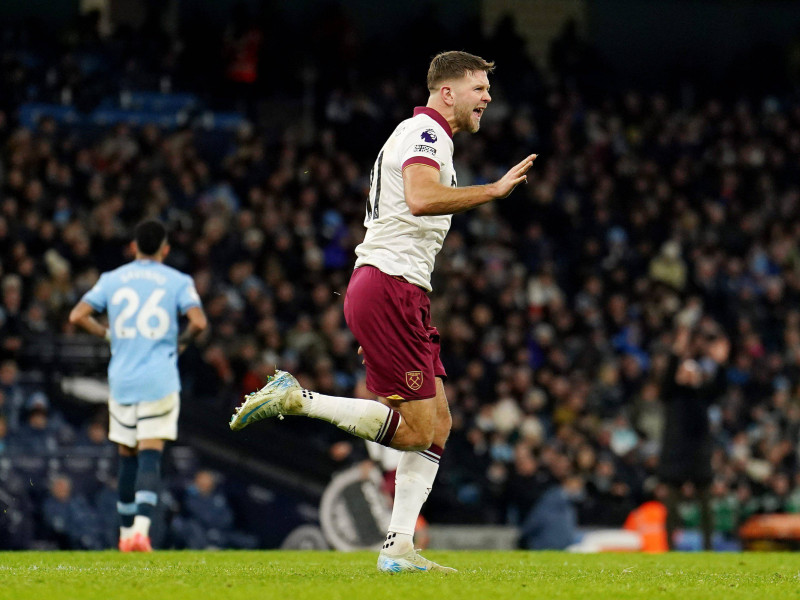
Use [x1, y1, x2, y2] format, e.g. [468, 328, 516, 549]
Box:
[414, 106, 453, 139]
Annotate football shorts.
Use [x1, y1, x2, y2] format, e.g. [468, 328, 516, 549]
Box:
[108, 391, 180, 447]
[344, 265, 446, 400]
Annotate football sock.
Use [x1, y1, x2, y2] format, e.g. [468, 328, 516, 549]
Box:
[132, 515, 151, 538]
[383, 444, 443, 555]
[134, 449, 162, 535]
[296, 389, 401, 446]
[117, 454, 138, 532]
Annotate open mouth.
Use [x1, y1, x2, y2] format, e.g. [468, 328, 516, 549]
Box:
[473, 108, 484, 118]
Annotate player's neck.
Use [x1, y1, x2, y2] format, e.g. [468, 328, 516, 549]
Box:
[425, 100, 459, 135]
[135, 253, 163, 263]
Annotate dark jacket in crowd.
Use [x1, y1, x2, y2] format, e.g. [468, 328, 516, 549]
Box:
[519, 486, 577, 550]
[658, 354, 726, 485]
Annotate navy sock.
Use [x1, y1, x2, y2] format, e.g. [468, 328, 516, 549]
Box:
[135, 449, 162, 520]
[117, 454, 138, 528]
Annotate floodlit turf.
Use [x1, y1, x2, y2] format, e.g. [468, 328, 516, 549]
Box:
[1, 550, 799, 600]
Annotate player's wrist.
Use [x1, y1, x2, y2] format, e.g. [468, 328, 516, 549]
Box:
[178, 327, 199, 347]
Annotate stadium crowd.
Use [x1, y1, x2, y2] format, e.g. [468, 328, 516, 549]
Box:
[3, 7, 800, 549]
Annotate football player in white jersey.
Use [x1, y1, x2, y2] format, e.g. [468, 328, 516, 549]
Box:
[230, 51, 535, 572]
[70, 220, 207, 551]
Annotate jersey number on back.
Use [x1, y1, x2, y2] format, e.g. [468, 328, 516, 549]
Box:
[111, 287, 170, 340]
[365, 150, 384, 221]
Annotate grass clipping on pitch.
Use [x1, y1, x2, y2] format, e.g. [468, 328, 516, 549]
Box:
[1, 550, 798, 600]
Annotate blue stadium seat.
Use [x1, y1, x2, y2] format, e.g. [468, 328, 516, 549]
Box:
[18, 103, 81, 129]
[196, 111, 247, 132]
[62, 455, 103, 497]
[9, 454, 49, 502]
[123, 91, 198, 112]
[89, 108, 182, 128]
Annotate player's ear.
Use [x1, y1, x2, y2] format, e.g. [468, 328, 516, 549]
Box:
[161, 243, 171, 259]
[441, 84, 454, 107]
[130, 240, 138, 255]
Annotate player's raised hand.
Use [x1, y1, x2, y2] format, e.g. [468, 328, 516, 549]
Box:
[491, 154, 537, 199]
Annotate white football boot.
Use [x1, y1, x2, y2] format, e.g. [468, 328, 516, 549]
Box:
[229, 370, 303, 430]
[377, 549, 457, 574]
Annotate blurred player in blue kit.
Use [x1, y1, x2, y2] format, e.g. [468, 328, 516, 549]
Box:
[69, 220, 207, 552]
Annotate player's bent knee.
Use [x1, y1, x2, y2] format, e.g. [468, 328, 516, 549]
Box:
[393, 428, 434, 452]
[399, 441, 432, 452]
[409, 431, 435, 452]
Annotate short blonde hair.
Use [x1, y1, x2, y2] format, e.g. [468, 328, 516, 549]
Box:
[427, 51, 495, 92]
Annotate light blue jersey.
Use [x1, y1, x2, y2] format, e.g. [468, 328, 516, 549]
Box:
[82, 259, 202, 405]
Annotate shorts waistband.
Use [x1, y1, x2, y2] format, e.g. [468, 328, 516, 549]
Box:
[356, 265, 427, 292]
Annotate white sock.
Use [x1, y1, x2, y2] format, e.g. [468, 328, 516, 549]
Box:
[296, 389, 401, 446]
[132, 515, 151, 537]
[120, 526, 133, 540]
[383, 444, 443, 555]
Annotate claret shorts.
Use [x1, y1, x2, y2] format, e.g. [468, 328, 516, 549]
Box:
[344, 265, 446, 400]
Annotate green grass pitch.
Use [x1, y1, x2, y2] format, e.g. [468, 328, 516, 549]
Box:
[1, 550, 799, 600]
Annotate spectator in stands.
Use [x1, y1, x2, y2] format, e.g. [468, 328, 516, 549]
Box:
[171, 469, 255, 549]
[710, 479, 740, 541]
[659, 320, 730, 550]
[0, 275, 24, 359]
[0, 360, 25, 431]
[222, 2, 262, 119]
[0, 467, 34, 549]
[42, 474, 105, 550]
[9, 393, 72, 453]
[505, 446, 551, 524]
[518, 473, 578, 550]
[94, 479, 123, 549]
[75, 416, 113, 451]
[623, 483, 669, 553]
[0, 415, 8, 453]
[5, 9, 800, 549]
[648, 241, 687, 292]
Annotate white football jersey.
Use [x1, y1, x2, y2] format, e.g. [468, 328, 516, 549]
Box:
[354, 107, 457, 292]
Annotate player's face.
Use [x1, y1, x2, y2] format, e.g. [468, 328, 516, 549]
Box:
[452, 70, 491, 134]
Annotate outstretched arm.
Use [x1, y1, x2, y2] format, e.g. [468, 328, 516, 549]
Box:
[403, 154, 537, 217]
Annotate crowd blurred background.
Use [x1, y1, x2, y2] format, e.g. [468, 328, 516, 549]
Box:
[4, 0, 800, 550]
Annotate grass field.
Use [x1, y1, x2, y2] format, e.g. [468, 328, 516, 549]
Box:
[1, 550, 800, 600]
